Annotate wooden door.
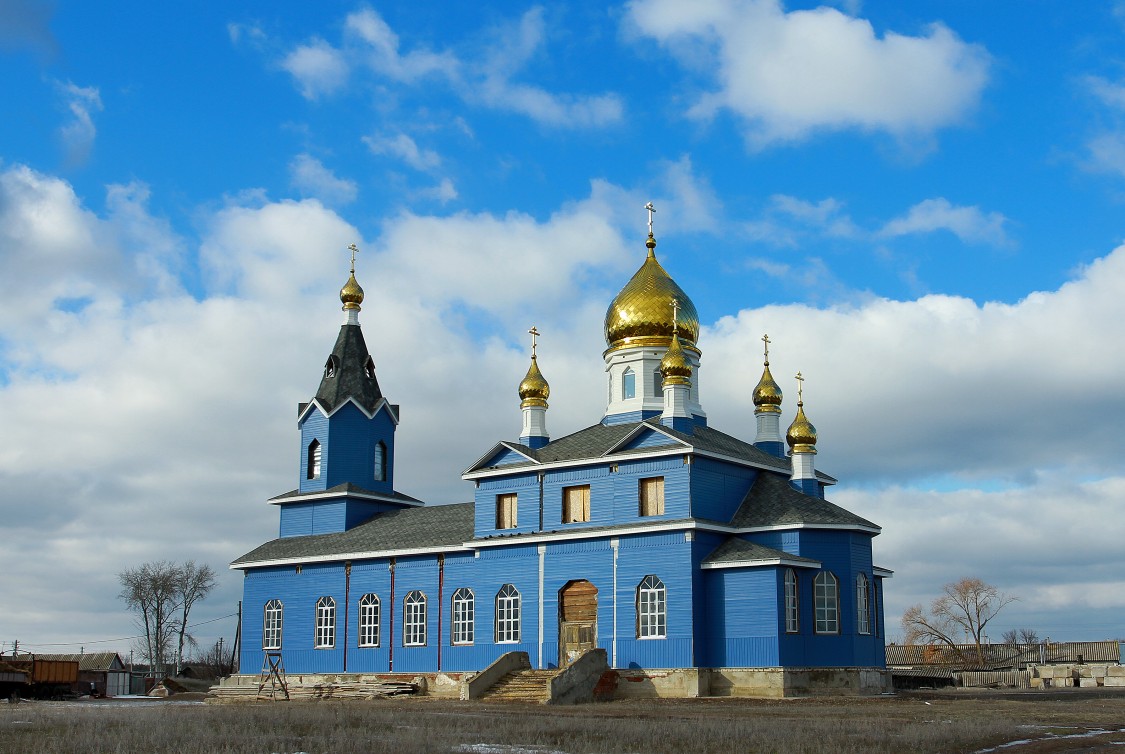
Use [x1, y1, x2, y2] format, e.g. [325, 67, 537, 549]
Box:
[559, 580, 598, 666]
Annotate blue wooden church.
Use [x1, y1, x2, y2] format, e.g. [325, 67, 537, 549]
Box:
[232, 224, 890, 695]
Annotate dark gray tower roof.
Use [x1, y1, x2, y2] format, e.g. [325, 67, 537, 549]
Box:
[313, 324, 384, 414]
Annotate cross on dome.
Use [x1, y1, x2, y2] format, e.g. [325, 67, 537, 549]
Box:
[795, 371, 804, 403]
[348, 242, 359, 272]
[762, 334, 771, 364]
[528, 325, 541, 357]
[645, 201, 656, 236]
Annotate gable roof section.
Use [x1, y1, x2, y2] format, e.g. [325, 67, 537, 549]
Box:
[35, 652, 125, 671]
[267, 482, 422, 507]
[729, 472, 878, 532]
[602, 422, 689, 455]
[313, 324, 384, 415]
[232, 502, 475, 568]
[701, 537, 822, 569]
[464, 441, 541, 474]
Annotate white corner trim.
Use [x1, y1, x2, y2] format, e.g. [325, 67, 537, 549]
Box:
[700, 557, 822, 570]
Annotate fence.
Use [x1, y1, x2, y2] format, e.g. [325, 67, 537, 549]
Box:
[886, 641, 1120, 671]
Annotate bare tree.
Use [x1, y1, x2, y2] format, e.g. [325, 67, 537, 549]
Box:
[902, 577, 1016, 666]
[173, 561, 217, 674]
[118, 561, 180, 676]
[1001, 627, 1040, 645]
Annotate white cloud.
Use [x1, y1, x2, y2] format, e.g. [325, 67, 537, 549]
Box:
[363, 132, 441, 171]
[56, 80, 102, 164]
[880, 197, 1009, 245]
[417, 177, 458, 204]
[289, 153, 358, 205]
[281, 37, 349, 100]
[1086, 132, 1125, 176]
[344, 7, 459, 83]
[627, 0, 990, 147]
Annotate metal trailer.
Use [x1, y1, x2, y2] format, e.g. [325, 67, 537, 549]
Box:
[0, 656, 80, 700]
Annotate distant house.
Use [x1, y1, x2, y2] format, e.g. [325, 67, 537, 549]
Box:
[37, 652, 128, 697]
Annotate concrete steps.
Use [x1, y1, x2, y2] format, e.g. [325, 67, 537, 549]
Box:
[479, 669, 556, 703]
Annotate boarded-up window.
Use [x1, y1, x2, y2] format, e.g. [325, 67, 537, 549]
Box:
[639, 477, 664, 516]
[560, 580, 598, 622]
[562, 485, 590, 523]
[496, 494, 517, 529]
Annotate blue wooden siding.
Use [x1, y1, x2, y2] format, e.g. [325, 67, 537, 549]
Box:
[700, 568, 780, 667]
[297, 410, 329, 493]
[601, 409, 660, 425]
[473, 472, 540, 538]
[613, 532, 694, 669]
[480, 446, 534, 468]
[297, 403, 396, 495]
[618, 428, 681, 451]
[612, 457, 688, 522]
[279, 499, 401, 537]
[690, 458, 757, 522]
[542, 465, 612, 530]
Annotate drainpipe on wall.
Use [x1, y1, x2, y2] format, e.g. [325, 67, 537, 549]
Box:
[538, 472, 545, 532]
[389, 558, 396, 672]
[437, 554, 445, 671]
[344, 561, 351, 672]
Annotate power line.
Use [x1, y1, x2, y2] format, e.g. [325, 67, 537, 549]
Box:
[7, 613, 239, 650]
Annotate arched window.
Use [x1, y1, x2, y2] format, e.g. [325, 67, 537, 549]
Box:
[495, 584, 521, 643]
[637, 575, 666, 639]
[324, 356, 338, 378]
[622, 368, 636, 400]
[403, 591, 427, 646]
[856, 574, 871, 635]
[314, 596, 336, 649]
[814, 571, 839, 634]
[373, 441, 387, 482]
[653, 369, 663, 397]
[363, 355, 376, 379]
[306, 440, 321, 480]
[784, 569, 799, 633]
[451, 588, 474, 645]
[263, 599, 283, 650]
[358, 593, 380, 647]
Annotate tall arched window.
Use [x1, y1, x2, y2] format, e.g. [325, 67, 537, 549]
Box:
[856, 573, 871, 635]
[495, 584, 521, 643]
[306, 440, 321, 480]
[784, 569, 799, 634]
[452, 588, 474, 645]
[622, 368, 636, 400]
[636, 575, 666, 639]
[263, 599, 283, 650]
[373, 441, 387, 482]
[814, 571, 839, 634]
[358, 593, 380, 647]
[314, 596, 336, 649]
[403, 591, 427, 646]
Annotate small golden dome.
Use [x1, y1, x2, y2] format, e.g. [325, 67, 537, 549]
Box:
[518, 354, 550, 407]
[660, 332, 692, 386]
[753, 362, 783, 413]
[604, 234, 699, 353]
[786, 402, 818, 454]
[340, 272, 364, 310]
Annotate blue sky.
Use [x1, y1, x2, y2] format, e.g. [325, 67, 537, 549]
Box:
[2, 0, 1125, 658]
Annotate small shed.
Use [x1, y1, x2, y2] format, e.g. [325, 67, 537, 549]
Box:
[36, 652, 129, 697]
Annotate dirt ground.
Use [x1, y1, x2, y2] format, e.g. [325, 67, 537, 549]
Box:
[3, 687, 1124, 753]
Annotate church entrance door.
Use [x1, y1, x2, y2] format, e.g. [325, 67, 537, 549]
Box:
[558, 580, 598, 667]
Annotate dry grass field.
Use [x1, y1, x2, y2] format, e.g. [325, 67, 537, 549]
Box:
[3, 690, 1125, 753]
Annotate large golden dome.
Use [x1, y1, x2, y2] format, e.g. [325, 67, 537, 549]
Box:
[604, 234, 699, 353]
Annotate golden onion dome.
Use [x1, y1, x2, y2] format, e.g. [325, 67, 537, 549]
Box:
[604, 234, 699, 353]
[340, 272, 364, 310]
[753, 362, 783, 413]
[786, 402, 818, 454]
[518, 354, 550, 407]
[660, 332, 692, 385]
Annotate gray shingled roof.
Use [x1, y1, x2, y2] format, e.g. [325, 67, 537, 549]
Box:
[313, 324, 383, 414]
[233, 503, 475, 566]
[729, 472, 878, 530]
[268, 483, 421, 505]
[35, 652, 124, 671]
[702, 537, 821, 566]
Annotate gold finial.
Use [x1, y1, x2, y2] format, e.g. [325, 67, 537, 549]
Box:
[786, 371, 817, 453]
[518, 325, 549, 406]
[752, 333, 782, 413]
[528, 325, 540, 357]
[340, 243, 364, 311]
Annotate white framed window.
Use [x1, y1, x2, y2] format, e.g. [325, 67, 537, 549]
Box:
[452, 588, 474, 645]
[495, 584, 521, 643]
[856, 573, 871, 635]
[637, 575, 666, 639]
[653, 368, 663, 397]
[314, 596, 336, 649]
[306, 439, 322, 480]
[814, 571, 839, 634]
[403, 591, 427, 646]
[374, 441, 386, 482]
[263, 599, 283, 650]
[622, 367, 636, 400]
[496, 493, 517, 529]
[358, 593, 380, 647]
[562, 485, 591, 523]
[784, 569, 799, 633]
[639, 477, 664, 516]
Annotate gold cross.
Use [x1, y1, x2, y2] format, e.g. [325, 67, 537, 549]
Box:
[795, 371, 804, 403]
[347, 243, 359, 273]
[762, 333, 771, 363]
[528, 326, 540, 356]
[645, 201, 656, 236]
